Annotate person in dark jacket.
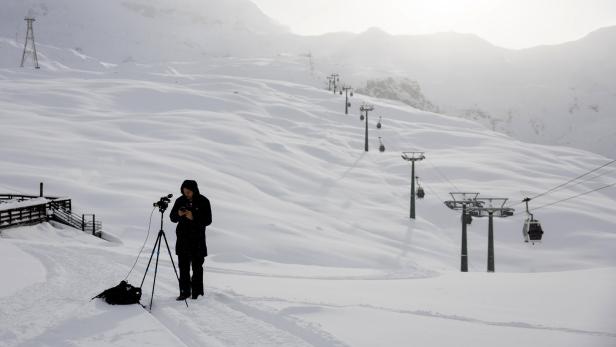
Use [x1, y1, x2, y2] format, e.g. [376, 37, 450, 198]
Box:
[170, 180, 212, 300]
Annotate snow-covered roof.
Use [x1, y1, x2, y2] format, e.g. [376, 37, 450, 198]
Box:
[0, 197, 51, 212]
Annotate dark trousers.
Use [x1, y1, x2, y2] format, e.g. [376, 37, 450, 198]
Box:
[178, 255, 205, 296]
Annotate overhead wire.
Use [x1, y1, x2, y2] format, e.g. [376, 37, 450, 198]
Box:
[557, 164, 616, 190]
[531, 181, 616, 212]
[425, 158, 460, 192]
[509, 158, 616, 209]
[527, 158, 616, 201]
[423, 180, 446, 204]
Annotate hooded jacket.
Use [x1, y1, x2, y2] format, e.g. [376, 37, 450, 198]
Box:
[170, 180, 212, 257]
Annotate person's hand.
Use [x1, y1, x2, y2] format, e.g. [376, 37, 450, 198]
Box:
[178, 209, 186, 217]
[184, 210, 194, 220]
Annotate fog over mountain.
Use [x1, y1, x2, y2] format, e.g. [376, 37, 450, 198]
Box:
[303, 26, 616, 158]
[2, 2, 616, 346]
[0, 0, 290, 62]
[1, 0, 614, 158]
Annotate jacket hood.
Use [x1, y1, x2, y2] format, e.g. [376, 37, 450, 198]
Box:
[180, 179, 200, 196]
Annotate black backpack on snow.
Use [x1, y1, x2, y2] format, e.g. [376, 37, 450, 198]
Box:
[93, 281, 142, 305]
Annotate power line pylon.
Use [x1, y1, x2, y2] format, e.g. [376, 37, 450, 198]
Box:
[20, 17, 40, 69]
[401, 152, 426, 219]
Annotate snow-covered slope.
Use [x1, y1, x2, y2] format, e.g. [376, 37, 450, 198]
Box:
[305, 26, 616, 158]
[1, 52, 616, 346]
[0, 0, 290, 63]
[2, 0, 614, 157]
[2, 59, 615, 272]
[1, 2, 615, 345]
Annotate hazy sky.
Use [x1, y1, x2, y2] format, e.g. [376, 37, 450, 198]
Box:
[251, 0, 616, 49]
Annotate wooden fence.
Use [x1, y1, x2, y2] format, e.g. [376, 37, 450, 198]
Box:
[0, 194, 102, 238]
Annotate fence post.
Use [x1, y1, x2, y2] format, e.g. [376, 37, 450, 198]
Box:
[92, 214, 96, 236]
[82, 214, 85, 231]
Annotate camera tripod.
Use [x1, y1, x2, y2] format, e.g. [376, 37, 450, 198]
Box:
[140, 197, 188, 310]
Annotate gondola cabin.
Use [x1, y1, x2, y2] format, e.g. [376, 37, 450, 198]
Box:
[523, 218, 544, 244]
[417, 187, 425, 199]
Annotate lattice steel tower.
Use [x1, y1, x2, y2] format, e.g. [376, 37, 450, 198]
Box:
[20, 17, 40, 69]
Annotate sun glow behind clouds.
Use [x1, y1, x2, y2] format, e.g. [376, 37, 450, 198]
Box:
[251, 0, 616, 49]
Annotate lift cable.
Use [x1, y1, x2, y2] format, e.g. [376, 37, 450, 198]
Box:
[531, 181, 616, 212]
[425, 159, 460, 192]
[423, 181, 446, 204]
[530, 159, 615, 200]
[510, 158, 616, 208]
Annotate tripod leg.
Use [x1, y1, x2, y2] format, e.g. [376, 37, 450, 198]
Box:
[149, 233, 163, 311]
[161, 232, 181, 281]
[161, 232, 188, 307]
[140, 232, 162, 289]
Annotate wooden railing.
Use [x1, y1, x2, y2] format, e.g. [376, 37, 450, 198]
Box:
[0, 194, 102, 238]
[0, 203, 47, 228]
[49, 205, 102, 237]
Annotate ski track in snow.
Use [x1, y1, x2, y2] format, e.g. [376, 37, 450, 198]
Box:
[216, 293, 616, 339]
[6, 237, 613, 347]
[0, 240, 349, 347]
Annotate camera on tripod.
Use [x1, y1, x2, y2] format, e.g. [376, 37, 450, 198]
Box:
[141, 192, 186, 310]
[153, 194, 173, 212]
